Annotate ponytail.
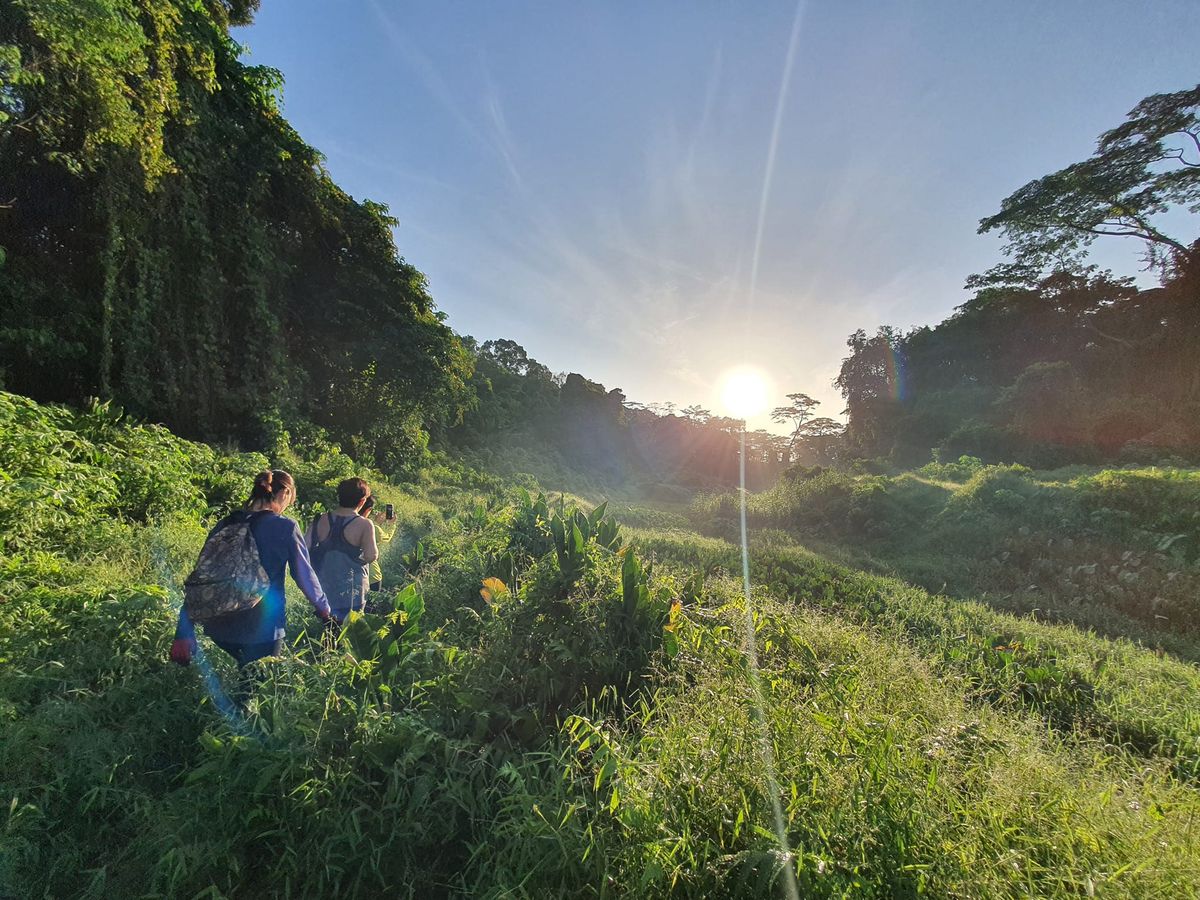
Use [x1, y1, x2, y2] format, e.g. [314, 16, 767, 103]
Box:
[248, 469, 295, 506]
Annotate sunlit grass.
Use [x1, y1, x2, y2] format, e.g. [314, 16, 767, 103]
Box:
[5, 392, 1200, 896]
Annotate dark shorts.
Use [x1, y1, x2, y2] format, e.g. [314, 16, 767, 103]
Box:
[211, 638, 284, 668]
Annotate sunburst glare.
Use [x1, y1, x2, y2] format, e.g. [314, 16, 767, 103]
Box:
[719, 366, 772, 420]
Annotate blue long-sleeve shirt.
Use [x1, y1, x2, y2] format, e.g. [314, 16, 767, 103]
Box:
[175, 511, 330, 645]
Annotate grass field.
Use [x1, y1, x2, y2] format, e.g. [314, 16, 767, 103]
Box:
[3, 393, 1200, 897]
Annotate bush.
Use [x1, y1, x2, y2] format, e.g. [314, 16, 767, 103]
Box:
[918, 454, 984, 482]
[0, 392, 264, 553]
[935, 421, 1098, 469]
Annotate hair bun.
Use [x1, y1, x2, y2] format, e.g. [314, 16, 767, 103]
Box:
[247, 469, 294, 508]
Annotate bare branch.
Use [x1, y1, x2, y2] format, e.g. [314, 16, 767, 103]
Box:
[1156, 148, 1200, 168]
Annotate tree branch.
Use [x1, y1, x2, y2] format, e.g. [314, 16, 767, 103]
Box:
[1185, 127, 1200, 159]
[1059, 217, 1190, 255]
[1157, 147, 1200, 168]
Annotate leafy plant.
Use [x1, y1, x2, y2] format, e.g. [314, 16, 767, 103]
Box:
[400, 540, 433, 577]
[340, 583, 427, 684]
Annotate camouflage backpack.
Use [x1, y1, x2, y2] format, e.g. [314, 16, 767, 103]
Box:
[183, 512, 271, 625]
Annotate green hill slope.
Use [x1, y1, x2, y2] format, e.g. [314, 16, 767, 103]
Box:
[3, 391, 1200, 897]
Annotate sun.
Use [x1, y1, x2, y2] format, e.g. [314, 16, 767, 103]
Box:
[719, 366, 771, 420]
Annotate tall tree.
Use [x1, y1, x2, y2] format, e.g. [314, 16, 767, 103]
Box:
[978, 83, 1200, 406]
[979, 84, 1200, 274]
[771, 392, 819, 456]
[835, 328, 905, 458]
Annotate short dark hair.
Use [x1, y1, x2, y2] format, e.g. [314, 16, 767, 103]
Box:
[337, 477, 370, 508]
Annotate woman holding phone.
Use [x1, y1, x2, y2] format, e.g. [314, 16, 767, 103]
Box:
[358, 495, 395, 592]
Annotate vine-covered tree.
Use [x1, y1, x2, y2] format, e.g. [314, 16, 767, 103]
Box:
[0, 0, 471, 474]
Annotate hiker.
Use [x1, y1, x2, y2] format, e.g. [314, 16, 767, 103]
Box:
[306, 477, 378, 621]
[358, 495, 394, 592]
[169, 470, 336, 700]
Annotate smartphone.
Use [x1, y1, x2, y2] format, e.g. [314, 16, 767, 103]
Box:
[385, 503, 395, 521]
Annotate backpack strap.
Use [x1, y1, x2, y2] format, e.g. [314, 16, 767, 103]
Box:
[328, 514, 353, 541]
[328, 514, 364, 560]
[241, 509, 271, 549]
[310, 512, 335, 544]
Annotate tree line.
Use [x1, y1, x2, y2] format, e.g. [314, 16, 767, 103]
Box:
[439, 338, 806, 491]
[4, 3, 1196, 485]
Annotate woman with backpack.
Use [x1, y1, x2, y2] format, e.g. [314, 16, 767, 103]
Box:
[306, 477, 379, 622]
[169, 471, 335, 691]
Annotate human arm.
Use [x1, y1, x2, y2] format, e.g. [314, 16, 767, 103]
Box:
[358, 518, 379, 564]
[375, 519, 395, 544]
[287, 522, 334, 621]
[170, 606, 197, 664]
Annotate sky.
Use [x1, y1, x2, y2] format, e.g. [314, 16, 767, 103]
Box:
[241, 1, 1200, 432]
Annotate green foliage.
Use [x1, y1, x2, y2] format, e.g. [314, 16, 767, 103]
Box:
[979, 83, 1200, 271]
[630, 525, 1200, 781]
[918, 454, 984, 482]
[0, 0, 472, 467]
[6, 388, 1200, 898]
[561, 586, 1200, 897]
[339, 583, 426, 686]
[708, 461, 1200, 648]
[399, 539, 430, 577]
[0, 391, 263, 553]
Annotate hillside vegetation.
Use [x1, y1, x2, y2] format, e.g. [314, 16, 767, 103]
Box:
[696, 459, 1200, 656]
[5, 391, 1200, 898]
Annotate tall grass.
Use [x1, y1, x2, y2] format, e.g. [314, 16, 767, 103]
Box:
[629, 527, 1200, 781]
[4, 392, 1200, 897]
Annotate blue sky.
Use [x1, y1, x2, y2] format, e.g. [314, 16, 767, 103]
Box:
[242, 1, 1200, 431]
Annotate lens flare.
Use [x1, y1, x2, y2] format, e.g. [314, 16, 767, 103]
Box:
[720, 367, 771, 420]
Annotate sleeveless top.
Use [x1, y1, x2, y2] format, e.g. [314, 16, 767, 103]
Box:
[310, 513, 368, 618]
